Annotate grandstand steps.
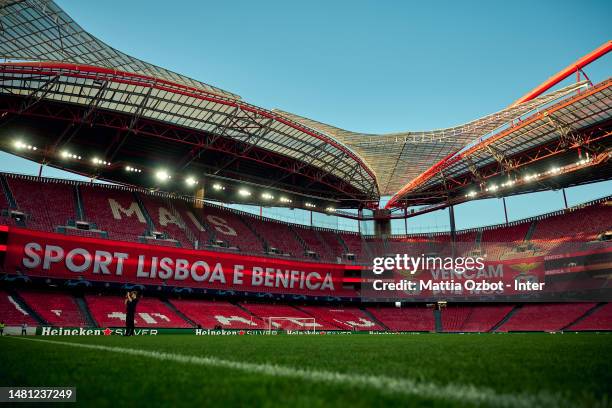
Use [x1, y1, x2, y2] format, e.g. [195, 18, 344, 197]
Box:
[164, 198, 197, 248]
[0, 175, 17, 209]
[381, 235, 390, 255]
[238, 215, 267, 252]
[525, 220, 537, 241]
[336, 233, 350, 253]
[433, 309, 442, 332]
[361, 236, 374, 259]
[491, 304, 521, 332]
[133, 192, 155, 231]
[288, 225, 309, 254]
[74, 185, 85, 221]
[314, 229, 334, 259]
[190, 207, 217, 243]
[234, 302, 261, 318]
[75, 295, 98, 327]
[7, 289, 47, 326]
[162, 299, 196, 327]
[561, 303, 606, 331]
[360, 307, 390, 331]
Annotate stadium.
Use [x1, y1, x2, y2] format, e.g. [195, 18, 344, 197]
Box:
[0, 1, 610, 407]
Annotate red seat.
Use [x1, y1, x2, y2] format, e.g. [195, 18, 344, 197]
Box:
[366, 306, 435, 331]
[138, 194, 195, 249]
[497, 303, 596, 331]
[568, 303, 612, 330]
[199, 205, 264, 253]
[171, 299, 264, 329]
[298, 305, 384, 330]
[7, 176, 76, 231]
[80, 186, 148, 242]
[442, 304, 514, 332]
[0, 290, 37, 325]
[85, 295, 191, 328]
[241, 303, 337, 330]
[19, 290, 87, 327]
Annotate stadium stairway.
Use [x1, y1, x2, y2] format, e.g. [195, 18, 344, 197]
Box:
[133, 192, 156, 232]
[491, 305, 522, 332]
[336, 234, 350, 254]
[314, 229, 334, 260]
[360, 236, 375, 260]
[360, 308, 390, 330]
[561, 303, 605, 331]
[0, 175, 17, 209]
[74, 185, 86, 221]
[434, 309, 442, 332]
[233, 301, 263, 319]
[525, 220, 537, 241]
[238, 215, 267, 253]
[163, 299, 196, 327]
[164, 198, 198, 248]
[75, 295, 98, 327]
[382, 235, 390, 255]
[188, 207, 217, 244]
[288, 225, 309, 256]
[7, 289, 47, 326]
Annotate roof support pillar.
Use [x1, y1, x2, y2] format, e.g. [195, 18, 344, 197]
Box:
[448, 205, 456, 258]
[502, 197, 509, 226]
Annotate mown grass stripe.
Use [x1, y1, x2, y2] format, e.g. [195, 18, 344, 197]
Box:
[7, 336, 572, 408]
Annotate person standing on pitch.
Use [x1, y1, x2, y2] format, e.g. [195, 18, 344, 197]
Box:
[21, 322, 27, 336]
[0, 321, 5, 336]
[124, 291, 140, 336]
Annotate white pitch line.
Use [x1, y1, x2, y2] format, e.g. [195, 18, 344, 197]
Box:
[6, 336, 570, 408]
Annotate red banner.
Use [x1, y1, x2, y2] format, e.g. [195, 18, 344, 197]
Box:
[3, 227, 355, 295]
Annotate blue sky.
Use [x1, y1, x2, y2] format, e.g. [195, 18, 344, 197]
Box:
[1, 0, 610, 231]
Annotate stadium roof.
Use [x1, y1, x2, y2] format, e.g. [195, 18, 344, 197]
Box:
[0, 0, 610, 210]
[0, 0, 378, 205]
[386, 79, 612, 208]
[0, 0, 238, 99]
[275, 82, 588, 196]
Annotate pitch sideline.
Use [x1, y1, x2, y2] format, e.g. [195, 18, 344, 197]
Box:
[5, 336, 570, 408]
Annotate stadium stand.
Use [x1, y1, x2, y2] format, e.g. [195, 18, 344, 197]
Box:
[496, 303, 597, 332]
[171, 300, 265, 329]
[530, 202, 612, 253]
[298, 305, 385, 330]
[366, 306, 435, 331]
[19, 290, 88, 327]
[240, 303, 339, 330]
[137, 193, 195, 249]
[364, 236, 387, 257]
[340, 233, 367, 262]
[80, 185, 149, 243]
[199, 205, 264, 253]
[567, 303, 612, 331]
[7, 176, 76, 231]
[0, 290, 38, 325]
[441, 304, 515, 332]
[2, 285, 610, 332]
[0, 177, 15, 226]
[85, 295, 191, 328]
[480, 223, 531, 259]
[0, 174, 610, 265]
[239, 216, 304, 257]
[292, 225, 338, 261]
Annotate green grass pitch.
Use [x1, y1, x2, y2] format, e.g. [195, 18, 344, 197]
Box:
[0, 333, 610, 407]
